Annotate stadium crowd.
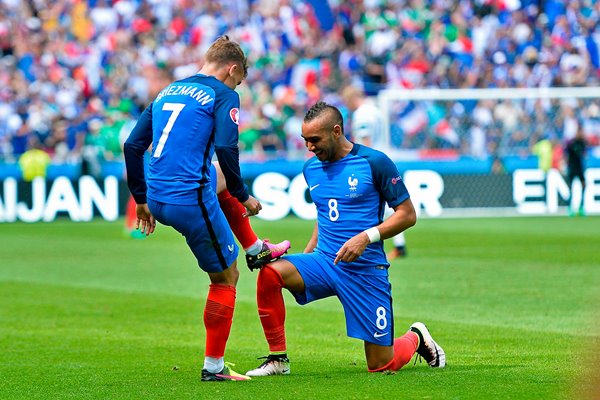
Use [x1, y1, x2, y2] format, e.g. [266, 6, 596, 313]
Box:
[0, 0, 599, 171]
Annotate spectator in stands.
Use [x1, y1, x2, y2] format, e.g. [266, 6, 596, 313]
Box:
[0, 0, 599, 165]
[257, 103, 286, 155]
[81, 118, 105, 178]
[18, 141, 51, 182]
[283, 102, 307, 159]
[341, 85, 385, 148]
[565, 124, 587, 217]
[48, 118, 70, 163]
[532, 133, 553, 172]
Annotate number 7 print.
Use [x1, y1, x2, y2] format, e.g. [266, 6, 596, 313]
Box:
[153, 102, 186, 158]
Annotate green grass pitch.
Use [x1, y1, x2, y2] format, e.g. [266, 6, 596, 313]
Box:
[1, 216, 599, 399]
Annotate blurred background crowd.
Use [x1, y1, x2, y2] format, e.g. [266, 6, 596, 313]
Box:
[0, 0, 599, 175]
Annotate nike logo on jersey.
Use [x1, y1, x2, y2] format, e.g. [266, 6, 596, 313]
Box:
[373, 332, 389, 338]
[227, 244, 234, 252]
[309, 184, 320, 191]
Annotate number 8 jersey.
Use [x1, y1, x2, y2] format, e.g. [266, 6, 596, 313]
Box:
[304, 144, 410, 274]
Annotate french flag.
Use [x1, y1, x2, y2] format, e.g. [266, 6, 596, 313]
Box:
[433, 119, 459, 146]
[399, 103, 428, 136]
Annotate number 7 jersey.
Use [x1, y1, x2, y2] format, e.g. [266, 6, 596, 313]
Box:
[125, 73, 246, 206]
[304, 144, 410, 274]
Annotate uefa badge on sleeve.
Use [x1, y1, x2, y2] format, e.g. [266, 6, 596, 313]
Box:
[229, 108, 239, 125]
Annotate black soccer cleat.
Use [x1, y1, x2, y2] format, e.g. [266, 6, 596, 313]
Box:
[201, 363, 251, 381]
[245, 239, 291, 271]
[409, 322, 446, 368]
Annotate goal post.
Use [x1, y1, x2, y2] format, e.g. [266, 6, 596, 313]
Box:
[376, 87, 600, 216]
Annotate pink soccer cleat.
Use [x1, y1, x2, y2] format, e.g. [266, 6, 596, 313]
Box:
[245, 239, 291, 271]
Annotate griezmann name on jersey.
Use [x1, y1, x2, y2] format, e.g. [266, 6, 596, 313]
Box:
[125, 73, 245, 206]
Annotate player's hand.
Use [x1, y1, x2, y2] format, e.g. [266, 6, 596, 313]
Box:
[334, 232, 370, 264]
[242, 195, 262, 217]
[135, 203, 156, 236]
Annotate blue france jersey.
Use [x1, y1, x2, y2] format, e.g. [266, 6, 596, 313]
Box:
[304, 144, 409, 274]
[124, 74, 247, 205]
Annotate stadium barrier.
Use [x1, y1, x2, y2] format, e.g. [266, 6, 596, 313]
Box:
[0, 162, 598, 222]
[3, 87, 600, 222]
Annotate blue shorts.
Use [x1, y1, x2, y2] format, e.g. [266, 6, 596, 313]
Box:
[283, 251, 394, 346]
[209, 163, 217, 192]
[148, 185, 239, 273]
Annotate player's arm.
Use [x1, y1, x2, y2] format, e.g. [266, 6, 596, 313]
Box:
[335, 151, 415, 264]
[376, 199, 416, 238]
[304, 222, 319, 253]
[215, 146, 247, 200]
[123, 104, 156, 235]
[216, 147, 261, 216]
[124, 104, 153, 205]
[334, 199, 416, 264]
[213, 91, 248, 203]
[214, 92, 261, 216]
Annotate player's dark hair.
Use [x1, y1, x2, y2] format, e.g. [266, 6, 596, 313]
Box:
[205, 35, 248, 78]
[304, 101, 344, 134]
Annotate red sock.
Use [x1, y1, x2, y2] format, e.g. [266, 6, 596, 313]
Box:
[203, 284, 236, 358]
[369, 332, 419, 372]
[125, 195, 137, 231]
[218, 189, 258, 249]
[257, 265, 287, 352]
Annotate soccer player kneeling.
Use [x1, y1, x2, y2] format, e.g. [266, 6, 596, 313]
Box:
[246, 102, 445, 376]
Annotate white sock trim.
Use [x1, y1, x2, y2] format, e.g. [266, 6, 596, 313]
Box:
[245, 239, 263, 255]
[203, 356, 224, 373]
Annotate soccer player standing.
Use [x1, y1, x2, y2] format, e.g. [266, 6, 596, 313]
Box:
[246, 102, 445, 376]
[124, 36, 260, 381]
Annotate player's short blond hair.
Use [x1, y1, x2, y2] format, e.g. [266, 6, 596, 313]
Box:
[205, 35, 248, 78]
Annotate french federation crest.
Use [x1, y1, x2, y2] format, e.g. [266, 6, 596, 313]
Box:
[348, 175, 358, 191]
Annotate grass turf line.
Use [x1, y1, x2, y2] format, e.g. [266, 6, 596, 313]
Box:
[0, 216, 598, 399]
